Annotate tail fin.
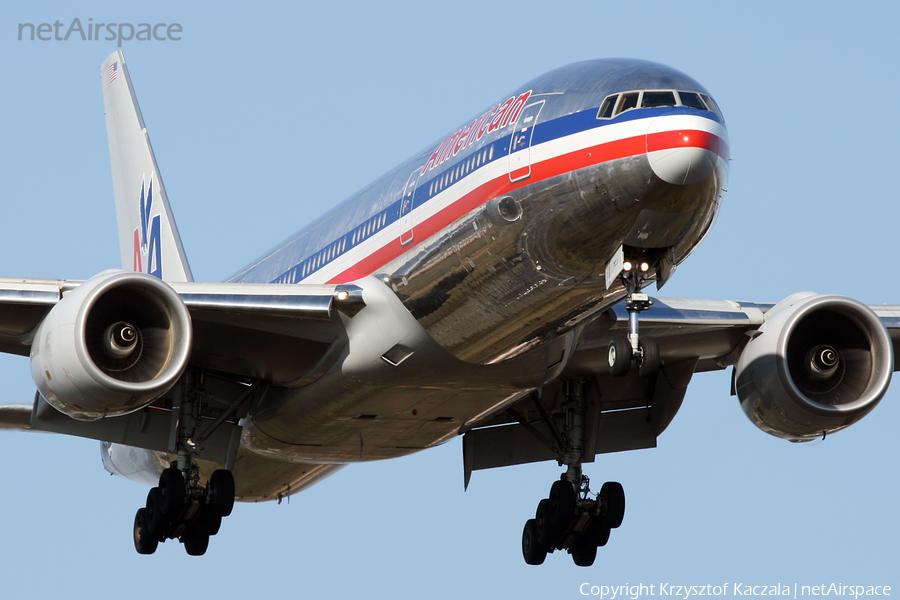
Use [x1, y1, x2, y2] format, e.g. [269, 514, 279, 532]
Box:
[100, 51, 193, 283]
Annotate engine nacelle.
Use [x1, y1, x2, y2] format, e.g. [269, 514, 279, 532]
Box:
[30, 270, 192, 421]
[735, 293, 893, 441]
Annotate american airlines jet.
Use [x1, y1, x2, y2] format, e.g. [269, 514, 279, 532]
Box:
[0, 51, 895, 566]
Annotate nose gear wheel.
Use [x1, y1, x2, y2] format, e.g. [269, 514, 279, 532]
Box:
[607, 258, 662, 378]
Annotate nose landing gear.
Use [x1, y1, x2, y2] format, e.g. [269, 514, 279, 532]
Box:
[608, 260, 660, 378]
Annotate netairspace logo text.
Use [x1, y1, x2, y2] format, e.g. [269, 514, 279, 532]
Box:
[578, 584, 893, 600]
[17, 18, 182, 47]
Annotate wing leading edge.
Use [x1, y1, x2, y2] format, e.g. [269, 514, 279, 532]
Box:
[0, 275, 359, 371]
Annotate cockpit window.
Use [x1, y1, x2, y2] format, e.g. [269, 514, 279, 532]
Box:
[677, 91, 707, 110]
[641, 91, 676, 108]
[597, 94, 617, 119]
[617, 92, 639, 114]
[700, 94, 724, 120]
[596, 89, 724, 121]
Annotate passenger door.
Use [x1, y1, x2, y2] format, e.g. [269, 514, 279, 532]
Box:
[508, 101, 545, 183]
[399, 168, 419, 246]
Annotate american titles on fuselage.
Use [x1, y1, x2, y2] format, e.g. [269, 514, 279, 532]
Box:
[421, 90, 533, 175]
[253, 71, 730, 289]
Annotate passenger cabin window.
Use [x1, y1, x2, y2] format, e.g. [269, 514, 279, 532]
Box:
[641, 91, 676, 108]
[616, 92, 639, 115]
[678, 91, 707, 110]
[597, 94, 617, 119]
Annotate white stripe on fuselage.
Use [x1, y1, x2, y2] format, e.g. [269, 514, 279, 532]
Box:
[300, 112, 724, 284]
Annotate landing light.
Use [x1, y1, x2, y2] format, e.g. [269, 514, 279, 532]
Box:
[623, 261, 633, 272]
[640, 262, 650, 272]
[336, 290, 350, 301]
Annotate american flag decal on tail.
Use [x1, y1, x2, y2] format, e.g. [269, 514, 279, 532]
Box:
[108, 62, 118, 84]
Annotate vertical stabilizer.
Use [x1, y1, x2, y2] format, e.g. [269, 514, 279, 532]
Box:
[100, 51, 193, 283]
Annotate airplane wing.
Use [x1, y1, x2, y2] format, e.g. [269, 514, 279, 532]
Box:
[0, 275, 364, 461]
[3, 285, 896, 480]
[0, 276, 359, 373]
[459, 296, 900, 485]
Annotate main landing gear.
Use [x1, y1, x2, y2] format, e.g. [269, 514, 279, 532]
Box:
[608, 259, 660, 378]
[133, 466, 235, 556]
[520, 380, 626, 567]
[133, 369, 240, 556]
[523, 473, 625, 567]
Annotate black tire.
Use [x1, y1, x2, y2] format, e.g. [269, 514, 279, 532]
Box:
[600, 481, 626, 529]
[158, 467, 185, 518]
[584, 518, 611, 547]
[535, 499, 556, 549]
[209, 470, 236, 517]
[608, 336, 632, 377]
[197, 508, 223, 537]
[182, 529, 210, 556]
[133, 508, 158, 555]
[522, 519, 546, 565]
[571, 540, 598, 567]
[637, 337, 660, 377]
[549, 480, 576, 529]
[145, 487, 168, 538]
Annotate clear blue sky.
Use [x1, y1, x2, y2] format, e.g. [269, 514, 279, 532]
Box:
[0, 1, 897, 598]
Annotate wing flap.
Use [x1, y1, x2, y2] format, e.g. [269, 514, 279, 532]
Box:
[0, 404, 32, 430]
[32, 392, 242, 466]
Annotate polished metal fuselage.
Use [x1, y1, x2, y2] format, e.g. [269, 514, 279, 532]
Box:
[230, 59, 729, 469]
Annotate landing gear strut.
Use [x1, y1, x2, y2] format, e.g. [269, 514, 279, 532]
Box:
[521, 380, 626, 567]
[132, 369, 243, 556]
[608, 259, 660, 378]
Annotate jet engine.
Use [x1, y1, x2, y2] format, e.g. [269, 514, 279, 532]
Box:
[734, 293, 893, 441]
[30, 270, 192, 421]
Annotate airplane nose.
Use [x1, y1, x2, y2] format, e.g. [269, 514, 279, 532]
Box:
[646, 118, 723, 185]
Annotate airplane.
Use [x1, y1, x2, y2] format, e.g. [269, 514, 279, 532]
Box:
[0, 50, 896, 566]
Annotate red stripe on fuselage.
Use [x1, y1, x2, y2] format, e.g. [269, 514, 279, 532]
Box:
[327, 127, 728, 284]
[646, 129, 730, 162]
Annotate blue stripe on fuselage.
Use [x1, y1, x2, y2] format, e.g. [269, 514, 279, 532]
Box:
[263, 105, 720, 285]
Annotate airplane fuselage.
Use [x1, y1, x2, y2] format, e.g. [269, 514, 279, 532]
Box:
[232, 59, 728, 363]
[227, 59, 730, 471]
